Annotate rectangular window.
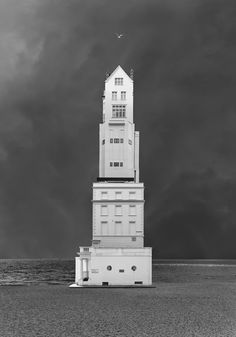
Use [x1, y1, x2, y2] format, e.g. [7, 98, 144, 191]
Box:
[115, 191, 122, 199]
[115, 205, 122, 216]
[129, 221, 136, 235]
[110, 138, 113, 143]
[102, 139, 105, 145]
[119, 269, 124, 273]
[120, 138, 124, 143]
[110, 162, 113, 167]
[101, 205, 108, 216]
[129, 205, 136, 216]
[129, 191, 136, 199]
[115, 221, 122, 235]
[115, 78, 123, 85]
[129, 139, 132, 145]
[120, 162, 123, 167]
[121, 91, 126, 100]
[114, 162, 119, 167]
[114, 138, 119, 143]
[101, 221, 108, 235]
[101, 192, 107, 200]
[112, 105, 126, 118]
[112, 91, 117, 100]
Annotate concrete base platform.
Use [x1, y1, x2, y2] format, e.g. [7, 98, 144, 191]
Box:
[69, 283, 155, 288]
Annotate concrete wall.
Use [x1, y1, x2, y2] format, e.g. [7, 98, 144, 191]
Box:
[99, 66, 140, 179]
[75, 247, 152, 286]
[92, 183, 144, 248]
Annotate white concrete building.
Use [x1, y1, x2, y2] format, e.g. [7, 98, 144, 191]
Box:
[71, 65, 152, 287]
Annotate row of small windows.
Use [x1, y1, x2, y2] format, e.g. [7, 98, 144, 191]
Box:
[101, 205, 136, 216]
[102, 139, 132, 145]
[110, 162, 123, 167]
[112, 105, 126, 118]
[112, 91, 126, 100]
[115, 78, 123, 85]
[110, 138, 123, 143]
[101, 191, 136, 199]
[100, 220, 137, 235]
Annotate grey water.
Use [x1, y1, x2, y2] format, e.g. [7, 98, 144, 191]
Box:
[0, 259, 236, 286]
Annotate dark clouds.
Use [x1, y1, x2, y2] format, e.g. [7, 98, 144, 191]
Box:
[1, 0, 236, 257]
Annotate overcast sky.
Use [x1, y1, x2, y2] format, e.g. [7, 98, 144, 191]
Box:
[0, 0, 236, 258]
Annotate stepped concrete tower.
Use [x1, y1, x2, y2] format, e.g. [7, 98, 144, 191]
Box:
[71, 65, 152, 287]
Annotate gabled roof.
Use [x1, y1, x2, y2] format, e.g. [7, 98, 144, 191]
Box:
[105, 65, 133, 82]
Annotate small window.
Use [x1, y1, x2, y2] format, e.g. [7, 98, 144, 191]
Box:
[129, 205, 136, 216]
[115, 78, 123, 85]
[129, 139, 132, 145]
[115, 205, 122, 215]
[102, 139, 105, 145]
[131, 266, 137, 271]
[121, 91, 126, 100]
[101, 205, 108, 216]
[135, 281, 143, 285]
[114, 138, 119, 143]
[101, 221, 108, 235]
[107, 265, 112, 271]
[115, 221, 122, 235]
[114, 162, 119, 167]
[132, 237, 136, 241]
[119, 269, 125, 273]
[110, 138, 113, 143]
[120, 138, 124, 143]
[110, 162, 113, 167]
[120, 162, 123, 167]
[115, 191, 122, 199]
[102, 282, 109, 286]
[83, 247, 89, 252]
[101, 192, 107, 199]
[129, 191, 136, 199]
[112, 91, 117, 100]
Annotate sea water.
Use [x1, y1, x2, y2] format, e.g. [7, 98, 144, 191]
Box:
[0, 259, 236, 286]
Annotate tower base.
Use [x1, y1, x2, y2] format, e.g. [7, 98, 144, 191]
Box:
[72, 246, 152, 287]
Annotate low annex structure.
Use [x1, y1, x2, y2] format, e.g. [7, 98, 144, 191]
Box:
[71, 65, 152, 287]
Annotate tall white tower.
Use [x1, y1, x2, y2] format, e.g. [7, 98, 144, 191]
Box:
[71, 65, 152, 287]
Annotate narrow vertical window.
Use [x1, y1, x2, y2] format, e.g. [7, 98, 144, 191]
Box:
[101, 221, 108, 235]
[101, 205, 108, 216]
[115, 221, 122, 235]
[129, 205, 136, 216]
[112, 91, 117, 100]
[129, 191, 136, 199]
[115, 205, 122, 216]
[110, 162, 113, 167]
[101, 192, 107, 200]
[121, 91, 126, 100]
[115, 192, 122, 199]
[129, 221, 136, 235]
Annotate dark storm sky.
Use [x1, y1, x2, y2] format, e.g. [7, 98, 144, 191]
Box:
[1, 0, 236, 258]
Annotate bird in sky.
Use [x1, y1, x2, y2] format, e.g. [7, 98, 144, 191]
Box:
[115, 33, 124, 39]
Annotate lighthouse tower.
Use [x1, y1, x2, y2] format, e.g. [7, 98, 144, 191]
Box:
[72, 66, 152, 287]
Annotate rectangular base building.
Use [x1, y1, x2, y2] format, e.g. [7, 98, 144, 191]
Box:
[71, 66, 152, 287]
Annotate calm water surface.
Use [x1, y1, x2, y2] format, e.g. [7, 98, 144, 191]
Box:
[0, 259, 236, 286]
